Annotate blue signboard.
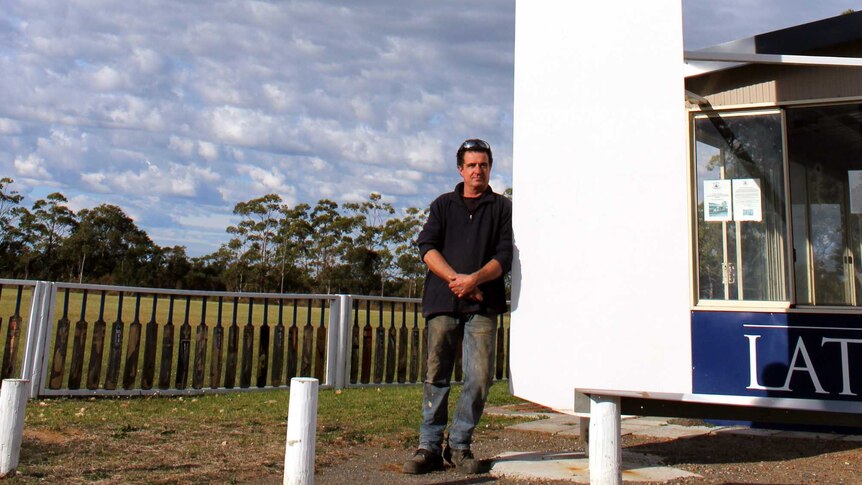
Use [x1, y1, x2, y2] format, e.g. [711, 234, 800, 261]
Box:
[692, 311, 862, 403]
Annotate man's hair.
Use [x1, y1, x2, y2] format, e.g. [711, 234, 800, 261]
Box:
[456, 139, 493, 168]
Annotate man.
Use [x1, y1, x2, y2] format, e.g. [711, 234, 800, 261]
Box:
[402, 138, 513, 475]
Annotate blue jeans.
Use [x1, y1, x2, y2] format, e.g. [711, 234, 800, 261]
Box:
[419, 313, 498, 454]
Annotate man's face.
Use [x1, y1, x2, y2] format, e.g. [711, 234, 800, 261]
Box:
[458, 151, 491, 196]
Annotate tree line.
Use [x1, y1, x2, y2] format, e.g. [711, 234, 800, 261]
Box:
[0, 177, 438, 297]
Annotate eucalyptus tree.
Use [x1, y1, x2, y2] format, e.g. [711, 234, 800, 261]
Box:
[344, 193, 396, 295]
[62, 204, 155, 284]
[274, 203, 313, 293]
[0, 178, 22, 234]
[385, 207, 427, 297]
[0, 178, 24, 276]
[229, 194, 284, 292]
[29, 192, 77, 279]
[309, 199, 359, 293]
[9, 206, 38, 279]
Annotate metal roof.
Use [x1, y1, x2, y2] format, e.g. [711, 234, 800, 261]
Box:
[684, 10, 862, 77]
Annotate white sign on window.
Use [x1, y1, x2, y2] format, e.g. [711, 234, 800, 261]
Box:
[732, 178, 762, 222]
[704, 179, 732, 222]
[849, 171, 862, 214]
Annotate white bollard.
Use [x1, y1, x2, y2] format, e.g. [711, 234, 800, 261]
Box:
[0, 379, 29, 478]
[589, 395, 622, 485]
[283, 377, 319, 485]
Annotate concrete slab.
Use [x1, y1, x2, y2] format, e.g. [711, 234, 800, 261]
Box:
[631, 425, 715, 439]
[624, 416, 669, 427]
[713, 427, 781, 437]
[491, 450, 701, 483]
[507, 420, 578, 434]
[621, 423, 666, 435]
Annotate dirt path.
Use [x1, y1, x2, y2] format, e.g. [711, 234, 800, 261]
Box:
[253, 424, 862, 484]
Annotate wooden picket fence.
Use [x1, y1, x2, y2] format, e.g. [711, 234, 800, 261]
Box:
[0, 280, 511, 397]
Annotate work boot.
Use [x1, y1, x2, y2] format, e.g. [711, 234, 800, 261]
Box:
[402, 448, 444, 474]
[449, 448, 483, 474]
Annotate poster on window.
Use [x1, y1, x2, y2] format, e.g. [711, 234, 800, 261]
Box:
[704, 179, 732, 222]
[849, 171, 862, 214]
[732, 178, 762, 222]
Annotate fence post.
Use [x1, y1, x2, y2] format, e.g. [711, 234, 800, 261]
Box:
[29, 282, 55, 399]
[336, 295, 351, 389]
[283, 377, 318, 485]
[20, 282, 52, 398]
[324, 297, 339, 388]
[19, 282, 43, 382]
[0, 379, 29, 477]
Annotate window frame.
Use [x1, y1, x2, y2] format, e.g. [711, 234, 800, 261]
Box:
[689, 108, 795, 311]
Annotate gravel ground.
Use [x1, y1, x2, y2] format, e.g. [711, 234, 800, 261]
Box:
[255, 422, 862, 484]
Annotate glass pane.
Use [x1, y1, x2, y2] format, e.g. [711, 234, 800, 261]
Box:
[787, 104, 862, 306]
[693, 113, 788, 302]
[789, 162, 811, 304]
[694, 141, 726, 299]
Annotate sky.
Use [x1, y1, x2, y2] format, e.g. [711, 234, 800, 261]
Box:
[1, 1, 860, 256]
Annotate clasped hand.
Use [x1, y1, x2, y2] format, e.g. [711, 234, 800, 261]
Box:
[448, 273, 484, 302]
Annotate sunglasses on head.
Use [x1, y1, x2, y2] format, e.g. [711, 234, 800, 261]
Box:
[460, 139, 490, 151]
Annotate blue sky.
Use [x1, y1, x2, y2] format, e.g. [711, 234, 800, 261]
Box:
[1, 1, 859, 256]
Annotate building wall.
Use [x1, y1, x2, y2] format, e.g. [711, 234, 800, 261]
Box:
[687, 65, 862, 107]
[686, 41, 862, 108]
[511, 1, 691, 414]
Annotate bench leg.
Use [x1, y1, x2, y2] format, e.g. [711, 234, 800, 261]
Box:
[579, 416, 590, 456]
[588, 395, 621, 485]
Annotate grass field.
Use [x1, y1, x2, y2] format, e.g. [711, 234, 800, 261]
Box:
[9, 381, 526, 483]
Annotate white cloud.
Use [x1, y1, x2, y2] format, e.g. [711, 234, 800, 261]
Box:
[198, 141, 218, 160]
[14, 153, 50, 179]
[293, 35, 325, 55]
[80, 172, 110, 192]
[309, 157, 328, 171]
[239, 164, 294, 194]
[91, 65, 125, 91]
[262, 83, 296, 112]
[66, 193, 100, 213]
[79, 162, 221, 198]
[169, 136, 196, 156]
[210, 106, 278, 146]
[131, 48, 164, 75]
[404, 134, 446, 172]
[0, 118, 22, 135]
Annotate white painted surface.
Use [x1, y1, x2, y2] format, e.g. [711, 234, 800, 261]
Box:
[589, 395, 622, 485]
[511, 1, 692, 413]
[0, 379, 29, 477]
[283, 378, 318, 485]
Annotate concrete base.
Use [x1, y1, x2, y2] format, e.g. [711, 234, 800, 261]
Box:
[491, 450, 701, 483]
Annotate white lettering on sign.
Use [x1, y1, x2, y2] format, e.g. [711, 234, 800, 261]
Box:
[745, 335, 827, 394]
[821, 337, 862, 396]
[745, 335, 788, 391]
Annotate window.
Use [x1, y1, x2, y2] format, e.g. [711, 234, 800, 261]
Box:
[786, 104, 862, 306]
[693, 112, 789, 302]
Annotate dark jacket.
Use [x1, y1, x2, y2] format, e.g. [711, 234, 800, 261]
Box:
[416, 183, 513, 317]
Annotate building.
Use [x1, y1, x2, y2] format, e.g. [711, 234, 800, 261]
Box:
[685, 11, 862, 404]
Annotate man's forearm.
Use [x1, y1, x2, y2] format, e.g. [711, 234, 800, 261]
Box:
[423, 249, 457, 282]
[471, 259, 504, 286]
